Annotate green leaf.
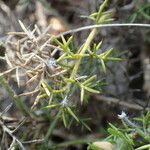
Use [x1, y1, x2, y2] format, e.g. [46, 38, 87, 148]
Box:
[81, 12, 98, 21]
[108, 124, 134, 146]
[136, 128, 150, 142]
[66, 107, 79, 122]
[89, 12, 98, 18]
[44, 104, 60, 109]
[100, 59, 106, 74]
[90, 79, 106, 89]
[106, 57, 122, 61]
[41, 80, 51, 97]
[61, 35, 74, 56]
[128, 13, 137, 23]
[96, 0, 109, 23]
[62, 111, 67, 128]
[103, 48, 113, 59]
[66, 36, 73, 47]
[82, 75, 97, 85]
[98, 12, 113, 24]
[80, 15, 96, 21]
[37, 93, 47, 99]
[80, 88, 84, 104]
[83, 86, 100, 94]
[140, 9, 150, 20]
[80, 119, 91, 131]
[41, 80, 52, 92]
[64, 77, 75, 83]
[61, 35, 67, 44]
[53, 38, 64, 48]
[143, 111, 150, 127]
[56, 53, 67, 62]
[96, 41, 102, 51]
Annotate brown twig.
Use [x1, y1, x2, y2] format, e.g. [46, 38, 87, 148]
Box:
[94, 95, 146, 111]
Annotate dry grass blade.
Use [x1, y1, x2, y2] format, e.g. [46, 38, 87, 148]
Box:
[31, 95, 40, 110]
[18, 89, 39, 96]
[34, 24, 41, 35]
[7, 32, 27, 36]
[22, 138, 44, 144]
[26, 74, 39, 85]
[18, 20, 34, 40]
[0, 103, 13, 117]
[23, 53, 36, 66]
[39, 36, 53, 51]
[50, 69, 67, 77]
[16, 67, 20, 87]
[0, 67, 16, 76]
[5, 53, 13, 67]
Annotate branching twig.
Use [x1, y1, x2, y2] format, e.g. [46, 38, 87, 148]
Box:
[0, 120, 25, 150]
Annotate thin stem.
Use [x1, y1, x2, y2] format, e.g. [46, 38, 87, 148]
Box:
[51, 138, 97, 149]
[56, 23, 150, 38]
[0, 76, 30, 116]
[70, 28, 97, 80]
[65, 28, 97, 93]
[45, 110, 61, 142]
